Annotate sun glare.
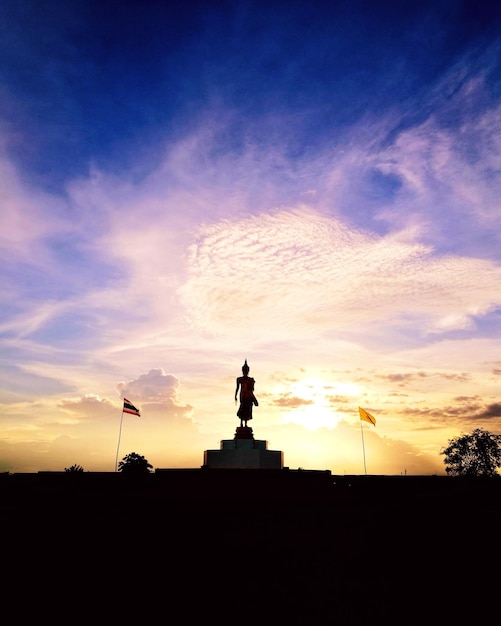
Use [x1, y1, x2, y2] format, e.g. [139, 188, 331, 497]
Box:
[277, 377, 361, 431]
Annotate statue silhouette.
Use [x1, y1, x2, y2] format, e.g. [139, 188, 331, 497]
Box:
[235, 359, 258, 427]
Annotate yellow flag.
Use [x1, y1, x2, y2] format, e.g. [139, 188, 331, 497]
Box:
[359, 406, 376, 426]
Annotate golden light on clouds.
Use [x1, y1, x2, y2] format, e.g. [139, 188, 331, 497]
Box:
[274, 377, 362, 431]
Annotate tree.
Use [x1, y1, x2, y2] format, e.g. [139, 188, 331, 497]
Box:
[117, 452, 153, 476]
[65, 464, 84, 473]
[441, 428, 501, 477]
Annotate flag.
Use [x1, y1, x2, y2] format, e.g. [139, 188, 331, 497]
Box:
[123, 398, 141, 417]
[359, 406, 376, 426]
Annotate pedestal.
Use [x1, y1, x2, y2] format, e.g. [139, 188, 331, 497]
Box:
[235, 426, 253, 439]
[203, 427, 283, 469]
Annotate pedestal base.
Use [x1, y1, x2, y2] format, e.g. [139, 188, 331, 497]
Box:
[203, 434, 283, 469]
[235, 426, 253, 439]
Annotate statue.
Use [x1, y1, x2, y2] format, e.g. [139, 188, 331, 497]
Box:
[235, 359, 258, 428]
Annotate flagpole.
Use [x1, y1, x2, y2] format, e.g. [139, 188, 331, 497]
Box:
[360, 420, 367, 475]
[115, 407, 125, 472]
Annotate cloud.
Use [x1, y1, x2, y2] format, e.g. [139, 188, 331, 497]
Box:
[116, 368, 194, 419]
[117, 368, 180, 401]
[273, 395, 314, 409]
[58, 394, 115, 417]
[178, 207, 501, 342]
[3, 53, 501, 356]
[475, 402, 501, 420]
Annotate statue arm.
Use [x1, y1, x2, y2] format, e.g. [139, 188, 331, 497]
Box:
[251, 378, 258, 405]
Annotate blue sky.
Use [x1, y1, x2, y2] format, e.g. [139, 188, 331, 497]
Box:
[1, 0, 501, 474]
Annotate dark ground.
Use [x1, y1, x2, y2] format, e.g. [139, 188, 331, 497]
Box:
[2, 470, 499, 624]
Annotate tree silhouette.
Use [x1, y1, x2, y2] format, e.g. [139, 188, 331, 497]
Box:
[65, 464, 85, 473]
[117, 452, 153, 476]
[441, 428, 501, 477]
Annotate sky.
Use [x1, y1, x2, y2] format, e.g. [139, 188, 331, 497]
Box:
[1, 0, 501, 476]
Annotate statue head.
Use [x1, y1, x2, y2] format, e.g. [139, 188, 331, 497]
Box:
[242, 359, 249, 375]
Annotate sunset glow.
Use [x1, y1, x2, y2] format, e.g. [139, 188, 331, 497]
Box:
[1, 1, 501, 476]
